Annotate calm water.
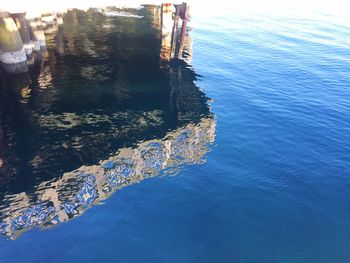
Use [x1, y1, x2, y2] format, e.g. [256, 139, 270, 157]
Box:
[1, 2, 350, 262]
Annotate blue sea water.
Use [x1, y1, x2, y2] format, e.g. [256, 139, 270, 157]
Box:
[1, 2, 350, 263]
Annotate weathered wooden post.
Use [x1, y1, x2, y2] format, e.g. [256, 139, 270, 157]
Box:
[160, 3, 174, 62]
[0, 12, 27, 65]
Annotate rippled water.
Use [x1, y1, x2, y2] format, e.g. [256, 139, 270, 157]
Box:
[1, 1, 350, 262]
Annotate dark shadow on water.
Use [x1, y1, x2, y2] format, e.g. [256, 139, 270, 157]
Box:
[0, 7, 215, 239]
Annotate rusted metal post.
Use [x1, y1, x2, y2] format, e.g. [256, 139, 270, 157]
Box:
[177, 2, 189, 59]
[170, 6, 181, 59]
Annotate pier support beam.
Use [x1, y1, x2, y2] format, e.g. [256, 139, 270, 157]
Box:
[0, 12, 27, 65]
[27, 15, 47, 52]
[177, 3, 189, 58]
[160, 3, 174, 62]
[160, 2, 189, 63]
[56, 13, 64, 25]
[41, 12, 56, 28]
[170, 6, 180, 59]
[11, 13, 34, 60]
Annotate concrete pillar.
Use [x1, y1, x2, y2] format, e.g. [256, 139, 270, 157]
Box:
[160, 3, 174, 62]
[11, 13, 34, 59]
[42, 12, 59, 35]
[0, 12, 27, 65]
[56, 13, 64, 25]
[55, 26, 66, 55]
[27, 16, 47, 51]
[0, 62, 28, 74]
[41, 12, 56, 28]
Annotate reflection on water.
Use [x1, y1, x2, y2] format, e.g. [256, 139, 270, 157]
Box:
[0, 7, 215, 239]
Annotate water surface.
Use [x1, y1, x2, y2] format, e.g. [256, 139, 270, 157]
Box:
[1, 1, 350, 262]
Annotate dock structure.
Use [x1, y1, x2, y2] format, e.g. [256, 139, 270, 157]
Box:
[0, 1, 190, 73]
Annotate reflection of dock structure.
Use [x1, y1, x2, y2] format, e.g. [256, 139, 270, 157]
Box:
[0, 116, 215, 239]
[0, 2, 190, 72]
[0, 3, 213, 240]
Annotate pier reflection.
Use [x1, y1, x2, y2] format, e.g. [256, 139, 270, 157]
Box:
[0, 7, 215, 239]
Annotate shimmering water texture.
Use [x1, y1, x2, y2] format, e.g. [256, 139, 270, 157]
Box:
[0, 7, 215, 239]
[1, 1, 350, 263]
